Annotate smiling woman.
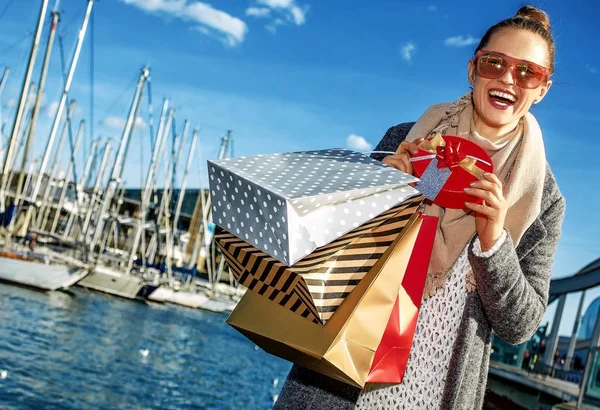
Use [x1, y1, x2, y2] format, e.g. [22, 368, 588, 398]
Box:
[273, 5, 566, 410]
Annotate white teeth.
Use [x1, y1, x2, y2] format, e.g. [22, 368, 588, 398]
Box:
[489, 90, 517, 103]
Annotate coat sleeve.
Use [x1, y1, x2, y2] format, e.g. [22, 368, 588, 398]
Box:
[467, 193, 566, 345]
[369, 122, 416, 161]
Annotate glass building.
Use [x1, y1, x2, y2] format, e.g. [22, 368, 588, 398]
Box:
[579, 296, 600, 340]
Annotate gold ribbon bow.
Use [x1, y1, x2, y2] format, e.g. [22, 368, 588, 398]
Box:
[417, 133, 487, 180]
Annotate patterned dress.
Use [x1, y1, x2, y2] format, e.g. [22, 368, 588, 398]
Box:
[355, 233, 506, 409]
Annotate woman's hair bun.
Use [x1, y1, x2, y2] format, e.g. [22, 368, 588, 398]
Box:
[515, 5, 551, 32]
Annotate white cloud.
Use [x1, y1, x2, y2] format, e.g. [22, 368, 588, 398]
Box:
[3, 88, 38, 110]
[586, 64, 598, 74]
[46, 101, 60, 119]
[102, 115, 147, 131]
[135, 117, 148, 129]
[251, 0, 308, 29]
[346, 134, 372, 151]
[266, 18, 285, 33]
[289, 5, 307, 25]
[245, 7, 270, 17]
[121, 0, 248, 47]
[401, 42, 416, 62]
[444, 35, 479, 47]
[427, 5, 437, 11]
[258, 0, 293, 7]
[5, 98, 17, 109]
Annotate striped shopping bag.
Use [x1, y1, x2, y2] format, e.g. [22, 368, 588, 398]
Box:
[216, 194, 424, 325]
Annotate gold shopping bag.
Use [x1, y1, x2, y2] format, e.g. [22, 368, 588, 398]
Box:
[225, 215, 425, 387]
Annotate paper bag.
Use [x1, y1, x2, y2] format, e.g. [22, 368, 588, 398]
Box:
[226, 215, 434, 387]
[366, 215, 437, 383]
[208, 149, 419, 265]
[217, 195, 424, 324]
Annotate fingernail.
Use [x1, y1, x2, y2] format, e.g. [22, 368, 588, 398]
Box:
[411, 148, 418, 154]
[470, 181, 476, 187]
[464, 187, 470, 191]
[465, 202, 472, 206]
[483, 172, 489, 176]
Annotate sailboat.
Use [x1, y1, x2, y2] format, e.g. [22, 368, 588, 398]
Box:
[76, 67, 161, 300]
[147, 131, 244, 312]
[0, 248, 87, 291]
[0, 0, 94, 291]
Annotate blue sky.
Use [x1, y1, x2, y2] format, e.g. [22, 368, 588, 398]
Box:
[1, 0, 599, 337]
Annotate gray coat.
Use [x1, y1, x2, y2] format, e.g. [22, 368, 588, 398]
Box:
[273, 122, 566, 410]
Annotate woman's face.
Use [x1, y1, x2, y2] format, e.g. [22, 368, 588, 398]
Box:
[468, 27, 552, 136]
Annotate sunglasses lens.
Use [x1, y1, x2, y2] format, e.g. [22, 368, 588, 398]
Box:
[478, 54, 507, 78]
[514, 63, 544, 88]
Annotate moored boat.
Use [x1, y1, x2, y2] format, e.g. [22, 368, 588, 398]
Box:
[0, 249, 88, 291]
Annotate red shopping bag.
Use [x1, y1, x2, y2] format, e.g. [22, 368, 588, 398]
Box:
[366, 215, 437, 383]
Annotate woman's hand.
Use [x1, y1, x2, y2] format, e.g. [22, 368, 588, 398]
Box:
[382, 138, 424, 174]
[464, 172, 508, 252]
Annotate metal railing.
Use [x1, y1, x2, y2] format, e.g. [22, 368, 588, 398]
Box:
[577, 347, 600, 408]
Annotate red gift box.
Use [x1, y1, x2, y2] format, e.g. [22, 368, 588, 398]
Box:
[411, 135, 494, 209]
[366, 215, 437, 383]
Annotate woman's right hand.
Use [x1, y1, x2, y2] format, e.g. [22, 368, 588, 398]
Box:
[382, 138, 424, 175]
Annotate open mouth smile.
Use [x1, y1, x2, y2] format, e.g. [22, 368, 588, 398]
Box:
[488, 89, 518, 110]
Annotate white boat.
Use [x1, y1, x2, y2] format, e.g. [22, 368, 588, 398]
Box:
[77, 265, 150, 299]
[146, 285, 174, 303]
[168, 289, 210, 308]
[147, 282, 236, 313]
[200, 297, 237, 313]
[0, 250, 88, 291]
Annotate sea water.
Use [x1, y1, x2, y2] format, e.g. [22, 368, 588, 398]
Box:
[0, 283, 291, 409]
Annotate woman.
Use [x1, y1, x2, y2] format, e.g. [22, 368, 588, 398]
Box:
[273, 5, 565, 410]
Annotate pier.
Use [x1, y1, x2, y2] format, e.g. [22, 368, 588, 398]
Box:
[488, 258, 600, 409]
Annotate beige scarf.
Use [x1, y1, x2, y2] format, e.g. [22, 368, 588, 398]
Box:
[403, 93, 547, 298]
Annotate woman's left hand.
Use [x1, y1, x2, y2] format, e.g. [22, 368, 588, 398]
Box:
[464, 172, 508, 252]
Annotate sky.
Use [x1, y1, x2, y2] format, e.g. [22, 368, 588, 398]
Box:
[0, 0, 599, 338]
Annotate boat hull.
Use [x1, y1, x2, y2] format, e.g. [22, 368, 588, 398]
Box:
[148, 286, 237, 312]
[77, 267, 146, 299]
[0, 256, 88, 291]
[168, 290, 209, 308]
[147, 286, 174, 303]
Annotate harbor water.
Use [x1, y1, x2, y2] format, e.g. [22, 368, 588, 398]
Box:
[0, 284, 291, 409]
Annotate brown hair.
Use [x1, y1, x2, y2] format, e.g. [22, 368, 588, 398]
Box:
[474, 6, 555, 74]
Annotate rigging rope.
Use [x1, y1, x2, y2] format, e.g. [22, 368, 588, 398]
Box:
[171, 114, 177, 215]
[98, 72, 138, 123]
[0, 0, 16, 22]
[146, 78, 155, 148]
[89, 4, 94, 161]
[0, 35, 29, 55]
[57, 31, 79, 191]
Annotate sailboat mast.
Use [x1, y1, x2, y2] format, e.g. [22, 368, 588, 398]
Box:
[170, 120, 189, 205]
[30, 0, 94, 203]
[0, 67, 9, 95]
[15, 11, 61, 209]
[0, 68, 9, 144]
[156, 119, 186, 233]
[188, 130, 232, 271]
[50, 119, 85, 233]
[4, 83, 36, 195]
[172, 128, 198, 239]
[89, 67, 149, 255]
[155, 123, 183, 276]
[64, 138, 98, 240]
[124, 100, 170, 274]
[77, 140, 110, 243]
[35, 100, 75, 229]
[0, 67, 9, 145]
[0, 0, 48, 211]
